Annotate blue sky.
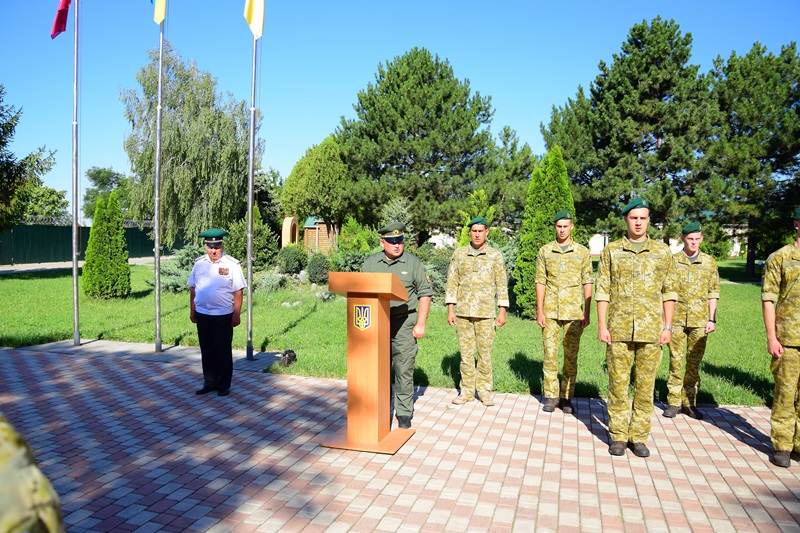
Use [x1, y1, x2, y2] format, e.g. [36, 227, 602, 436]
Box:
[2, 1, 798, 219]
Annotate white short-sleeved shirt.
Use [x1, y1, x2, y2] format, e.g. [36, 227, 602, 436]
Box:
[188, 254, 247, 315]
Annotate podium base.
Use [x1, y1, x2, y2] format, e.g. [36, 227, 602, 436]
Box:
[322, 427, 415, 454]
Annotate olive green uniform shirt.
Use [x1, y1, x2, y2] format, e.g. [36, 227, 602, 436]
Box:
[673, 251, 720, 327]
[361, 250, 432, 316]
[595, 236, 678, 343]
[445, 244, 509, 318]
[762, 243, 800, 347]
[535, 241, 593, 320]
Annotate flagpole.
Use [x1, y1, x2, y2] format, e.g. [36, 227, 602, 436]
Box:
[245, 34, 257, 361]
[71, 0, 81, 346]
[153, 19, 165, 353]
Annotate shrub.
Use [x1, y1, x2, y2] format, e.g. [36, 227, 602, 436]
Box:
[254, 270, 287, 293]
[153, 243, 204, 293]
[82, 192, 131, 298]
[276, 244, 308, 274]
[307, 252, 330, 284]
[422, 245, 455, 301]
[225, 208, 279, 270]
[330, 250, 368, 272]
[338, 217, 378, 254]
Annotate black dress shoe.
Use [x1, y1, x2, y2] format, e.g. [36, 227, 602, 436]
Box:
[218, 388, 230, 397]
[608, 441, 626, 456]
[396, 415, 411, 429]
[195, 386, 216, 395]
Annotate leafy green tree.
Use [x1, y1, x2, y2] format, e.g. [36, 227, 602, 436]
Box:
[23, 185, 69, 219]
[82, 191, 131, 298]
[706, 42, 800, 272]
[121, 42, 262, 246]
[82, 166, 130, 221]
[0, 85, 56, 231]
[456, 189, 497, 246]
[542, 17, 717, 237]
[281, 136, 350, 246]
[379, 197, 415, 239]
[337, 47, 495, 236]
[478, 126, 534, 230]
[225, 207, 278, 271]
[513, 145, 576, 319]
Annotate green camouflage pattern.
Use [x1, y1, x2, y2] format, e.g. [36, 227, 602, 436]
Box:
[535, 241, 593, 320]
[542, 318, 583, 399]
[761, 243, 800, 347]
[0, 414, 64, 533]
[362, 250, 433, 316]
[673, 251, 720, 327]
[595, 237, 678, 343]
[456, 317, 496, 399]
[445, 244, 509, 318]
[769, 347, 800, 452]
[667, 326, 708, 406]
[606, 342, 663, 444]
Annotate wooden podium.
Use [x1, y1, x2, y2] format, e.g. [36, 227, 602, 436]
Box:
[322, 272, 415, 454]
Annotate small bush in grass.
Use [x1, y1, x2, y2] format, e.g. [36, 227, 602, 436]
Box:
[307, 252, 330, 284]
[225, 208, 279, 269]
[254, 271, 287, 293]
[276, 244, 308, 274]
[82, 192, 131, 298]
[330, 250, 367, 272]
[153, 243, 204, 293]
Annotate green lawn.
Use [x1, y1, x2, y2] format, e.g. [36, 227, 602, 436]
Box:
[0, 259, 775, 406]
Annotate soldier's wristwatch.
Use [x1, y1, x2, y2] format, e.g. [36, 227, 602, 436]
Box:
[662, 326, 673, 332]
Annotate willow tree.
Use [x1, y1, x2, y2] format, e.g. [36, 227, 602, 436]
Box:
[121, 43, 263, 245]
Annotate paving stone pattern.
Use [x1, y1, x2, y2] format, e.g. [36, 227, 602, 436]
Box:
[1, 340, 799, 532]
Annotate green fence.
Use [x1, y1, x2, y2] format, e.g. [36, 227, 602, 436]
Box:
[0, 225, 182, 265]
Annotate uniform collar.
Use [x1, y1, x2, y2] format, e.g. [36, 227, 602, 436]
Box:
[380, 252, 406, 264]
[622, 235, 651, 252]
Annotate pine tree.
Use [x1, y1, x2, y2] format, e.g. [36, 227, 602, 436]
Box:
[82, 191, 131, 298]
[513, 145, 576, 318]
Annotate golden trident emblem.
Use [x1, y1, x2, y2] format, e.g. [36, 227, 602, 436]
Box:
[354, 305, 372, 331]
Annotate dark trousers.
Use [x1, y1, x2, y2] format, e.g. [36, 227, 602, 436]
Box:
[195, 312, 234, 390]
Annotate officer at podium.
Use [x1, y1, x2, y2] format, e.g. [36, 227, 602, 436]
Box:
[362, 222, 432, 429]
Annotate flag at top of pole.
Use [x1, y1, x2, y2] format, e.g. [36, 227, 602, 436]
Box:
[244, 0, 264, 39]
[50, 0, 72, 39]
[152, 0, 166, 25]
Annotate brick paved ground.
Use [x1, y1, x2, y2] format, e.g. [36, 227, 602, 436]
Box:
[1, 340, 798, 532]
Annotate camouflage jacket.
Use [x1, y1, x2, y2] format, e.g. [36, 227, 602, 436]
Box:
[362, 250, 432, 316]
[535, 241, 593, 320]
[762, 243, 800, 347]
[595, 236, 678, 343]
[446, 244, 509, 318]
[673, 251, 720, 327]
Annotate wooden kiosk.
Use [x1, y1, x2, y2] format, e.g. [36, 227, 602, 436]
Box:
[323, 272, 415, 454]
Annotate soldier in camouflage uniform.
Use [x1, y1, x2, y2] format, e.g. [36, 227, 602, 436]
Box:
[446, 217, 510, 407]
[536, 209, 593, 415]
[362, 222, 432, 429]
[1, 413, 64, 533]
[761, 207, 800, 468]
[595, 198, 678, 458]
[664, 221, 720, 420]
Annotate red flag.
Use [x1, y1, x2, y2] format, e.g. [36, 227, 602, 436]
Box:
[51, 0, 72, 39]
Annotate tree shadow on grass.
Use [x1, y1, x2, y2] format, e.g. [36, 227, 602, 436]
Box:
[258, 301, 319, 351]
[702, 362, 774, 407]
[440, 352, 461, 389]
[507, 351, 543, 396]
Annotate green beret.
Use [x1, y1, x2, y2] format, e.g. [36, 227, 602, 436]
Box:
[467, 216, 489, 228]
[198, 228, 229, 246]
[792, 207, 800, 221]
[378, 222, 405, 238]
[621, 197, 649, 216]
[681, 221, 702, 235]
[552, 209, 572, 224]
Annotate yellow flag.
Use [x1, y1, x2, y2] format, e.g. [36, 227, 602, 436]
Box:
[244, 0, 264, 38]
[154, 0, 166, 25]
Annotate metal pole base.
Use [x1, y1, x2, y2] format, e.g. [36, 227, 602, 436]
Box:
[246, 344, 256, 361]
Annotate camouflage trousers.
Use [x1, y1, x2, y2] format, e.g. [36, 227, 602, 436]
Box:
[456, 316, 496, 400]
[606, 341, 663, 444]
[542, 318, 583, 399]
[390, 312, 419, 418]
[770, 346, 800, 453]
[667, 326, 708, 407]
